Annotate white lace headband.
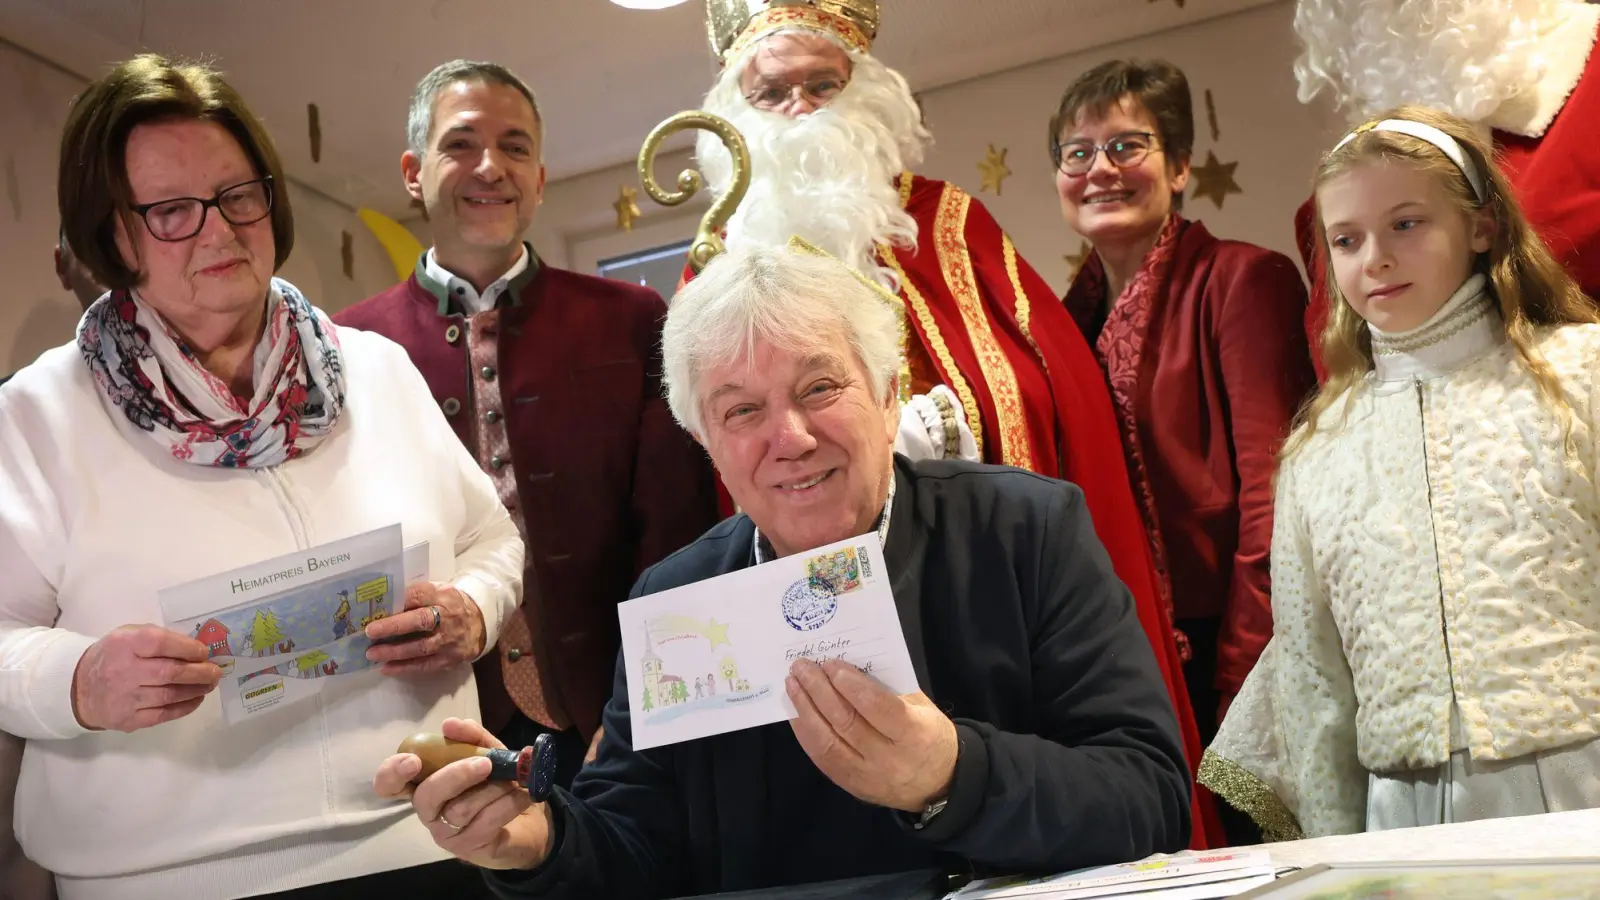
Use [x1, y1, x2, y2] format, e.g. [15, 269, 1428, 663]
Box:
[1333, 119, 1487, 203]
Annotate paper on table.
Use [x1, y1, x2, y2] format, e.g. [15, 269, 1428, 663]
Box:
[619, 533, 918, 751]
[160, 526, 429, 724]
[949, 851, 1277, 900]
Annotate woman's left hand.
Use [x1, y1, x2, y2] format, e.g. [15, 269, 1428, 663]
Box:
[364, 582, 486, 675]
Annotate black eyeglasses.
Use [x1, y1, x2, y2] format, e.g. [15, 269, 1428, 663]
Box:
[129, 176, 274, 242]
[1050, 132, 1160, 176]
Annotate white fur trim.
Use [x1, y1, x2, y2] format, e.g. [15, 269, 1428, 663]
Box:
[1486, 3, 1600, 138]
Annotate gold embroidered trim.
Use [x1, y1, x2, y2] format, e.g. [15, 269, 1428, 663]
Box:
[1197, 749, 1305, 843]
[728, 7, 871, 62]
[879, 247, 983, 457]
[1002, 234, 1048, 371]
[879, 172, 982, 455]
[934, 186, 1033, 470]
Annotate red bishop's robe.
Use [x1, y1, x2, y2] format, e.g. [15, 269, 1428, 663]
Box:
[689, 172, 1219, 848]
[1298, 29, 1600, 378]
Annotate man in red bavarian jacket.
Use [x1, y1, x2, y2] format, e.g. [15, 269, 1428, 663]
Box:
[335, 61, 719, 785]
[1291, 0, 1600, 378]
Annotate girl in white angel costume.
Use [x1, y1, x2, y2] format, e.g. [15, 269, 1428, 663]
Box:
[1199, 104, 1600, 839]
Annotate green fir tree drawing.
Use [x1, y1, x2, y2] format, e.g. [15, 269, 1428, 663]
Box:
[248, 609, 287, 656]
[641, 684, 655, 712]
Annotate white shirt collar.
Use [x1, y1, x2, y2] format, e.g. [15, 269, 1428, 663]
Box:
[423, 244, 530, 315]
[753, 468, 896, 565]
[1369, 274, 1504, 383]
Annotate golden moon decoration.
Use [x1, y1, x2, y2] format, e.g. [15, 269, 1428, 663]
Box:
[357, 208, 426, 283]
[637, 110, 750, 275]
[1189, 151, 1243, 209]
[977, 144, 1011, 196]
[613, 185, 642, 232]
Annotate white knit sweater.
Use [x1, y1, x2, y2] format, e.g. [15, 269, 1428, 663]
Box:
[0, 326, 523, 899]
[1204, 277, 1600, 837]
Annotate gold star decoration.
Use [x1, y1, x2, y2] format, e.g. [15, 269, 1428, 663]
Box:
[1064, 241, 1093, 284]
[613, 184, 642, 232]
[977, 144, 1011, 196]
[1189, 150, 1242, 209]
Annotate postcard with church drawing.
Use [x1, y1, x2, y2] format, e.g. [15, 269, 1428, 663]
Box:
[619, 534, 918, 751]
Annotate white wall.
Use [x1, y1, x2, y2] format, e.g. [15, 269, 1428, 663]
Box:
[0, 39, 402, 376]
[2, 1, 1343, 373]
[524, 1, 1346, 293]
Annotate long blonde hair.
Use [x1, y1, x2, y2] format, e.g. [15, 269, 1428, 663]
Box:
[1283, 104, 1597, 460]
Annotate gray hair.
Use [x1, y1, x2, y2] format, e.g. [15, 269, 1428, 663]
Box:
[406, 60, 543, 157]
[663, 245, 903, 437]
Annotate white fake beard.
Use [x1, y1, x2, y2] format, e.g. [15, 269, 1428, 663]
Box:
[1292, 0, 1567, 121]
[697, 49, 929, 292]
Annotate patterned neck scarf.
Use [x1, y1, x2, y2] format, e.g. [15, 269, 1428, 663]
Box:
[76, 277, 346, 468]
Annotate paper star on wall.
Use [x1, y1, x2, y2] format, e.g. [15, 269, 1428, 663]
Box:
[1189, 150, 1242, 209]
[614, 185, 642, 232]
[1064, 241, 1093, 283]
[977, 144, 1011, 196]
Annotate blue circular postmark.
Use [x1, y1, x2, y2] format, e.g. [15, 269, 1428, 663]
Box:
[782, 577, 838, 632]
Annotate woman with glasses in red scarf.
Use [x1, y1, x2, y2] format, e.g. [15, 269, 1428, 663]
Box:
[1050, 59, 1317, 846]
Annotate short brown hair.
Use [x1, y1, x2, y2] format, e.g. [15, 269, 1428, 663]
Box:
[407, 60, 543, 157]
[58, 54, 294, 290]
[1048, 59, 1195, 172]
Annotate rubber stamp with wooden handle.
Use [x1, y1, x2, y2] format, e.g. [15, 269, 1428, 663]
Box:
[396, 731, 558, 802]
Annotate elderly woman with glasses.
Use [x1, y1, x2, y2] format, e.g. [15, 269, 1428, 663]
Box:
[0, 55, 523, 899]
[374, 243, 1192, 898]
[1049, 59, 1316, 843]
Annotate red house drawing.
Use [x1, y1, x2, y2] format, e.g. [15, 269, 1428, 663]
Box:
[194, 619, 233, 657]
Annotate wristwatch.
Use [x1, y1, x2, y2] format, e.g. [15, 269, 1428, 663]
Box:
[913, 795, 949, 831]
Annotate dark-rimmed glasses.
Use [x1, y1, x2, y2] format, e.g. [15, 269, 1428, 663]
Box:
[130, 176, 274, 242]
[1051, 132, 1160, 176]
[744, 74, 848, 112]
